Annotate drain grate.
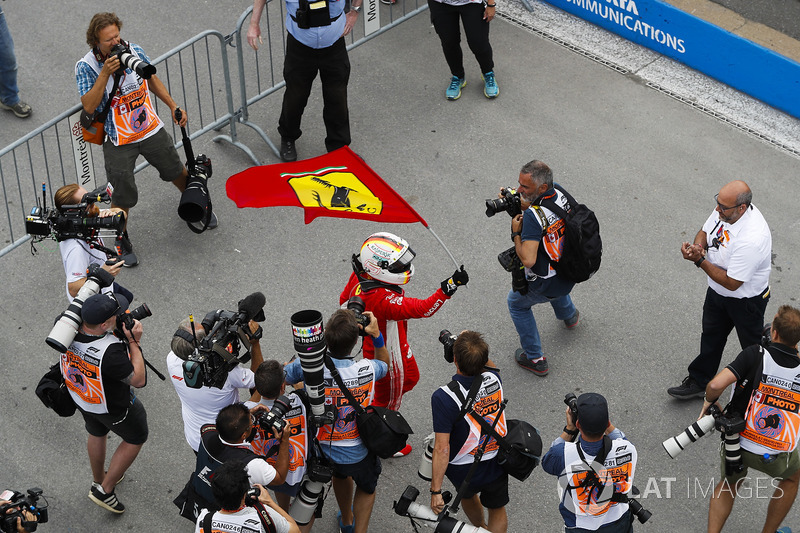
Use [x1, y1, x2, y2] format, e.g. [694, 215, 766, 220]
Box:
[500, 12, 800, 160]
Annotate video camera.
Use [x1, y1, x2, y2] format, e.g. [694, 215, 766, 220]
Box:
[26, 183, 124, 247]
[110, 42, 156, 79]
[485, 187, 522, 218]
[394, 485, 490, 533]
[0, 488, 48, 533]
[181, 292, 266, 389]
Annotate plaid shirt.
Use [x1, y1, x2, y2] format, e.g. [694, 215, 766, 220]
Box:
[75, 43, 151, 144]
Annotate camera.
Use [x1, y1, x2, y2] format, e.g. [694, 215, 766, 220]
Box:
[178, 154, 213, 225]
[663, 403, 746, 475]
[116, 303, 152, 333]
[110, 43, 156, 79]
[564, 393, 578, 419]
[244, 486, 261, 507]
[497, 246, 528, 295]
[439, 330, 457, 364]
[393, 485, 489, 533]
[290, 310, 333, 425]
[0, 488, 48, 533]
[182, 293, 266, 390]
[485, 187, 522, 218]
[289, 455, 334, 526]
[345, 296, 370, 335]
[256, 394, 291, 434]
[627, 497, 652, 524]
[46, 262, 115, 352]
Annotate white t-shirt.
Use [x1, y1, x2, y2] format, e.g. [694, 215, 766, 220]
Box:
[702, 204, 771, 298]
[195, 505, 291, 533]
[167, 351, 257, 451]
[59, 238, 112, 301]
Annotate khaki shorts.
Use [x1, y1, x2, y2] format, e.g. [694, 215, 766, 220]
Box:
[720, 442, 800, 483]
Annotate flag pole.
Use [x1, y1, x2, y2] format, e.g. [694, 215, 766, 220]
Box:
[424, 225, 460, 270]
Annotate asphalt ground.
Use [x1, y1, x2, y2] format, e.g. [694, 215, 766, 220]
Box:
[1, 0, 800, 532]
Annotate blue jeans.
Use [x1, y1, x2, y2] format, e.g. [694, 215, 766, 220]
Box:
[507, 275, 576, 359]
[0, 8, 20, 107]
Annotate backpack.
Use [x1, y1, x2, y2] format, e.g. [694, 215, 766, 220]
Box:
[537, 184, 601, 283]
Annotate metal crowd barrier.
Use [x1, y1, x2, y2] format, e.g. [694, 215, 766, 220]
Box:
[0, 1, 427, 258]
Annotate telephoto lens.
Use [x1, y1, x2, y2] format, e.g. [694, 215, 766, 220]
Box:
[418, 433, 435, 481]
[291, 310, 327, 420]
[662, 414, 716, 459]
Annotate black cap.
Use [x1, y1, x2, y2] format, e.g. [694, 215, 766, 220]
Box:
[577, 393, 609, 435]
[81, 293, 129, 325]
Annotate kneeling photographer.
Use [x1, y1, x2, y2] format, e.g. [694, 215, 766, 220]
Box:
[51, 183, 128, 300]
[167, 307, 264, 453]
[700, 304, 800, 533]
[195, 460, 299, 533]
[175, 403, 290, 522]
[429, 330, 508, 533]
[284, 309, 389, 533]
[541, 393, 642, 532]
[59, 292, 148, 514]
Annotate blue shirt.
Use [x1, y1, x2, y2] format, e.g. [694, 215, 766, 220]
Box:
[285, 0, 347, 49]
[285, 356, 387, 464]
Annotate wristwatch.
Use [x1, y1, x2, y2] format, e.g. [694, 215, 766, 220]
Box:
[352, 3, 362, 12]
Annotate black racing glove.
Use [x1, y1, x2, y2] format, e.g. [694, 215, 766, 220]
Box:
[441, 265, 469, 296]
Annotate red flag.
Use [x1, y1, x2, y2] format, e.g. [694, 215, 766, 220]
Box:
[226, 147, 427, 226]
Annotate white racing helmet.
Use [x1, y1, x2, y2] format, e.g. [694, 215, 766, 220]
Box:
[359, 232, 416, 285]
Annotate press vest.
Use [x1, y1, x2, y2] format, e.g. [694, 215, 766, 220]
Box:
[61, 332, 125, 415]
[79, 48, 163, 146]
[527, 189, 570, 279]
[741, 349, 800, 454]
[440, 373, 507, 466]
[251, 393, 308, 487]
[191, 424, 262, 506]
[316, 359, 377, 446]
[561, 438, 635, 530]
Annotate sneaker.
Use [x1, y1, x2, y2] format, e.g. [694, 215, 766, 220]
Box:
[280, 138, 297, 162]
[0, 100, 32, 118]
[515, 348, 548, 376]
[393, 443, 412, 457]
[445, 76, 467, 101]
[115, 234, 139, 267]
[667, 376, 705, 400]
[564, 310, 580, 329]
[89, 484, 125, 513]
[482, 71, 499, 99]
[380, 0, 397, 4]
[338, 510, 354, 533]
[776, 527, 792, 533]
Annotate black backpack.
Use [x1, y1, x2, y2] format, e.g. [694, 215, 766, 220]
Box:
[537, 184, 601, 283]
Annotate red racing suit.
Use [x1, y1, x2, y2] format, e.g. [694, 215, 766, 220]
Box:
[340, 272, 451, 410]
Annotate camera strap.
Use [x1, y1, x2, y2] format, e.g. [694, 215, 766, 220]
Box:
[447, 376, 515, 456]
[566, 436, 630, 504]
[324, 355, 367, 418]
[81, 72, 122, 128]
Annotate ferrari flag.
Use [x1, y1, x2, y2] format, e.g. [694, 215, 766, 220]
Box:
[226, 147, 427, 226]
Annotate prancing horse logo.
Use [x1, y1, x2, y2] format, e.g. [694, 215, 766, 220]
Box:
[285, 167, 383, 215]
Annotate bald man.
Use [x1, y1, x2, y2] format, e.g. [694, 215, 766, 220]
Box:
[668, 180, 772, 399]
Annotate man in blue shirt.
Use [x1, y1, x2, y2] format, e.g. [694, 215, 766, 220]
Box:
[285, 309, 388, 533]
[542, 393, 637, 532]
[248, 0, 362, 162]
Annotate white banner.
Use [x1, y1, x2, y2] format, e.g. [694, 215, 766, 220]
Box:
[67, 111, 96, 187]
[363, 0, 380, 36]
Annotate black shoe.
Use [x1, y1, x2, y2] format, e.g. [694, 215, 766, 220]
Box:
[564, 310, 580, 329]
[115, 235, 139, 267]
[667, 376, 705, 399]
[515, 348, 549, 377]
[280, 139, 297, 162]
[89, 484, 125, 513]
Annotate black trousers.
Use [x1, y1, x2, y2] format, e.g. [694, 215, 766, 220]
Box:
[428, 0, 494, 79]
[278, 33, 351, 151]
[688, 286, 770, 386]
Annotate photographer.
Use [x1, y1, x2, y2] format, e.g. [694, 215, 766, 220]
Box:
[541, 393, 637, 532]
[340, 231, 468, 455]
[0, 500, 35, 533]
[246, 361, 309, 525]
[285, 309, 388, 533]
[77, 13, 218, 267]
[508, 160, 580, 377]
[59, 292, 148, 514]
[195, 460, 299, 533]
[177, 402, 290, 521]
[167, 317, 264, 453]
[701, 304, 800, 533]
[53, 183, 127, 302]
[429, 331, 508, 533]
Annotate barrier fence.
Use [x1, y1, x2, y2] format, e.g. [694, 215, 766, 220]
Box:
[0, 0, 427, 258]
